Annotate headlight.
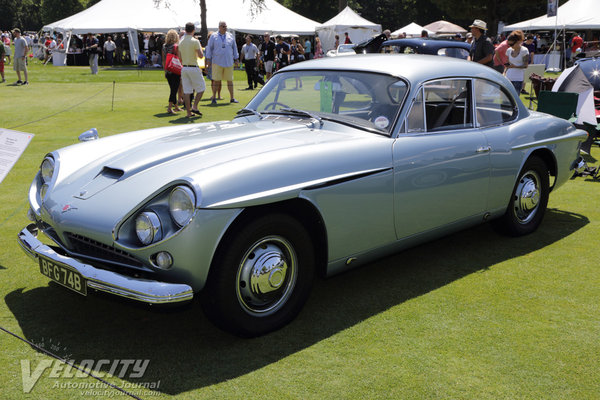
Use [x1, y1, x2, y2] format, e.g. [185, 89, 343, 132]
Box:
[40, 157, 55, 184]
[169, 186, 196, 227]
[135, 211, 162, 245]
[40, 184, 49, 200]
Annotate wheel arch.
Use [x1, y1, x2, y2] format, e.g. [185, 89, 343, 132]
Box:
[211, 198, 328, 278]
[528, 148, 557, 189]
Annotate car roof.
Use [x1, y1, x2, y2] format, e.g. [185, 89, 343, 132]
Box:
[382, 38, 471, 51]
[281, 54, 503, 86]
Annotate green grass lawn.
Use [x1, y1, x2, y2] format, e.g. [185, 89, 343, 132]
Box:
[1, 62, 599, 399]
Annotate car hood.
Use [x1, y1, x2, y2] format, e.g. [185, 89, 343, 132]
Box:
[41, 117, 391, 236]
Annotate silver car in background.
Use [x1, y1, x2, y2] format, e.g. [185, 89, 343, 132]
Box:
[18, 55, 587, 336]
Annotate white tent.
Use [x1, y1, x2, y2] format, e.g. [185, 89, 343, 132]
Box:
[504, 0, 600, 31]
[391, 22, 434, 38]
[44, 0, 320, 61]
[316, 6, 382, 52]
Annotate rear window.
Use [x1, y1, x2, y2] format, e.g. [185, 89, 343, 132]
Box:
[474, 80, 517, 126]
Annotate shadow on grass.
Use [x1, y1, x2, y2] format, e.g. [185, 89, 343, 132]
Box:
[167, 115, 202, 124]
[4, 208, 588, 395]
[0, 264, 6, 270]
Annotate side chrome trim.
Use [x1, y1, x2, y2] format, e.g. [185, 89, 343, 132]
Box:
[17, 224, 193, 304]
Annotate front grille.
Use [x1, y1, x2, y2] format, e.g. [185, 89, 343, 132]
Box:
[64, 232, 143, 268]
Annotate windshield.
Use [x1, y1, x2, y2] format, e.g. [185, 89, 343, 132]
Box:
[246, 70, 408, 134]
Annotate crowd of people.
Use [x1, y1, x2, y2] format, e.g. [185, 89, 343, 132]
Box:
[2, 20, 598, 117]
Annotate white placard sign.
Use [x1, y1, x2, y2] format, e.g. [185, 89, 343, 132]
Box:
[0, 129, 35, 184]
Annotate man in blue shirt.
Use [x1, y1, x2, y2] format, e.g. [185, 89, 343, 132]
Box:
[205, 20, 239, 104]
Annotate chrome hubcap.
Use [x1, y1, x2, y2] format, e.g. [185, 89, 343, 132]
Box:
[513, 170, 541, 224]
[236, 236, 297, 315]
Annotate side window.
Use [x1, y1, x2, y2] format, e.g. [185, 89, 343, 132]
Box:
[406, 88, 425, 132]
[474, 79, 517, 127]
[423, 79, 472, 131]
[437, 47, 470, 60]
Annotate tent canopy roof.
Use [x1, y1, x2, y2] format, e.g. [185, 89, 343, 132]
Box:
[391, 22, 434, 37]
[318, 6, 380, 30]
[43, 0, 319, 35]
[423, 20, 467, 34]
[505, 0, 600, 31]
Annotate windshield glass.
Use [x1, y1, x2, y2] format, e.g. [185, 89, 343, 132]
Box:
[246, 70, 408, 134]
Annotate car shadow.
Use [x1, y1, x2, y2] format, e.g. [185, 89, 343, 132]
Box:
[4, 208, 588, 395]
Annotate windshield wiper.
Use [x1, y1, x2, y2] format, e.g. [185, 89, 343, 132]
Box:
[280, 108, 323, 128]
[236, 108, 263, 119]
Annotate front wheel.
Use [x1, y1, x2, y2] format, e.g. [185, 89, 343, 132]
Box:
[201, 213, 315, 337]
[493, 156, 549, 236]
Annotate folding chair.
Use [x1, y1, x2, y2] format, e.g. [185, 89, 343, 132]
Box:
[536, 91, 579, 122]
[523, 64, 546, 109]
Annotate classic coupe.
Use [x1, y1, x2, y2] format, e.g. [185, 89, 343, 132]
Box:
[18, 55, 587, 337]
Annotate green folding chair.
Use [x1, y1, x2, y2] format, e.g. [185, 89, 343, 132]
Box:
[536, 91, 579, 122]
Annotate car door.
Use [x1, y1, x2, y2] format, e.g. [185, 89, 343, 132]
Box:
[392, 78, 491, 239]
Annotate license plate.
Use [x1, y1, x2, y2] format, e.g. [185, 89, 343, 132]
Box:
[39, 256, 87, 296]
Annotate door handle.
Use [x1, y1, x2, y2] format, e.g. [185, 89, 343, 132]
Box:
[476, 146, 491, 153]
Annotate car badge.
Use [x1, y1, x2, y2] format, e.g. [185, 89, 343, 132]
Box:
[61, 204, 78, 213]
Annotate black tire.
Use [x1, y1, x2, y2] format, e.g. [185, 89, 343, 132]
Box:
[201, 213, 315, 337]
[493, 156, 550, 236]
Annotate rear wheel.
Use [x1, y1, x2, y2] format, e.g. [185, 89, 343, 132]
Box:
[201, 213, 315, 337]
[493, 156, 549, 236]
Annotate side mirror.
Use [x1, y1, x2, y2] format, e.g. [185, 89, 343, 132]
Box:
[78, 128, 99, 142]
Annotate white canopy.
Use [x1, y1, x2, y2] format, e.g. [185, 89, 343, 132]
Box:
[391, 22, 434, 38]
[504, 0, 600, 31]
[316, 6, 382, 52]
[43, 0, 319, 35]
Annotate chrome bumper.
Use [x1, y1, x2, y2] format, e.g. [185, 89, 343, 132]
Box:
[17, 224, 194, 304]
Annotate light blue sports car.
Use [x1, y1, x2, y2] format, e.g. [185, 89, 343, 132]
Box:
[18, 55, 587, 336]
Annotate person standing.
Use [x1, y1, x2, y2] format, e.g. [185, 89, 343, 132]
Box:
[205, 20, 239, 105]
[493, 35, 513, 73]
[162, 29, 182, 114]
[344, 32, 352, 44]
[304, 37, 311, 60]
[0, 40, 5, 83]
[524, 34, 536, 64]
[334, 34, 340, 49]
[178, 22, 205, 117]
[505, 31, 529, 93]
[469, 19, 494, 68]
[12, 28, 29, 85]
[313, 37, 324, 59]
[103, 35, 116, 66]
[85, 33, 99, 74]
[261, 32, 276, 81]
[275, 35, 290, 70]
[240, 35, 259, 90]
[570, 32, 583, 60]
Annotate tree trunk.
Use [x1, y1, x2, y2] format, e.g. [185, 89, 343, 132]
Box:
[200, 0, 207, 45]
[338, 0, 347, 11]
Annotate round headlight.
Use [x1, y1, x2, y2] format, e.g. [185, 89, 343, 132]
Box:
[135, 211, 162, 245]
[41, 157, 55, 184]
[169, 186, 196, 227]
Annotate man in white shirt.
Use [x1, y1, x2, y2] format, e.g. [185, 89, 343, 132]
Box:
[240, 35, 260, 90]
[103, 35, 116, 66]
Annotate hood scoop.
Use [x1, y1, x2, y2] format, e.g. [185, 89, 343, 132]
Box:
[74, 167, 124, 200]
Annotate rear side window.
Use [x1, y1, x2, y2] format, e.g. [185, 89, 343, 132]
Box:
[437, 47, 470, 59]
[405, 79, 473, 133]
[474, 80, 517, 126]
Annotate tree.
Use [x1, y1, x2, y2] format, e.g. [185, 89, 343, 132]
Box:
[40, 0, 84, 26]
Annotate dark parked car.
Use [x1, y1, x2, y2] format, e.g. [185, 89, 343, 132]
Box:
[378, 38, 471, 59]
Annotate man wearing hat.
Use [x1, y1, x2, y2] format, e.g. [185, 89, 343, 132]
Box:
[469, 19, 494, 68]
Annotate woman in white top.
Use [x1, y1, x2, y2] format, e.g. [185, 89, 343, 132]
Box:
[504, 31, 529, 93]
